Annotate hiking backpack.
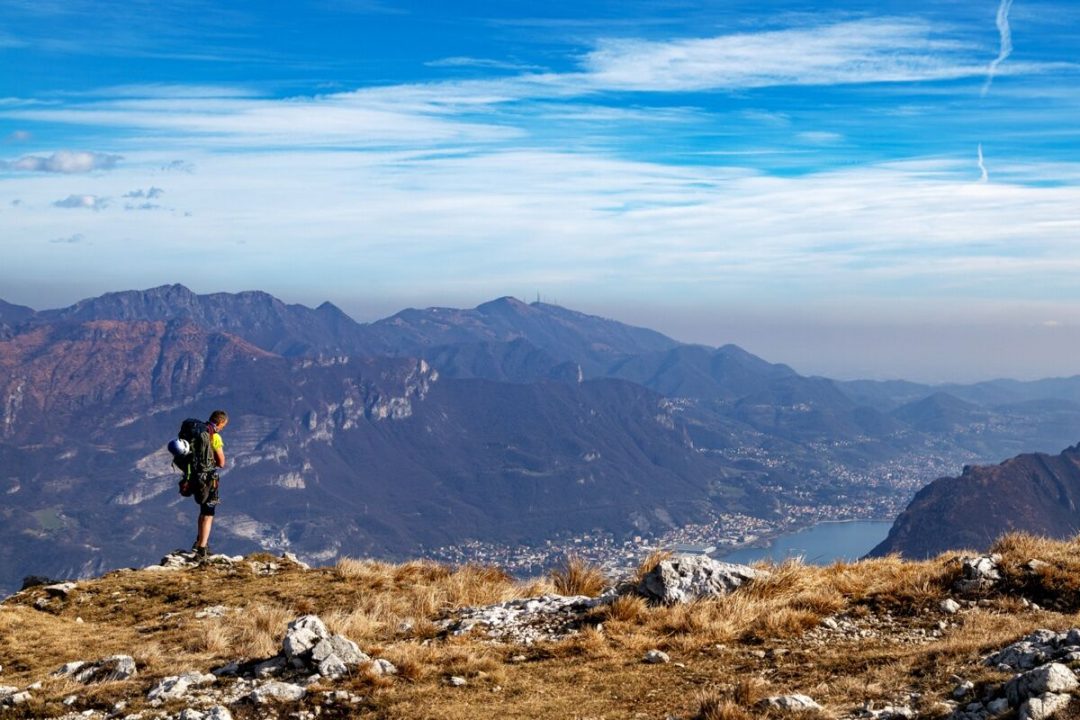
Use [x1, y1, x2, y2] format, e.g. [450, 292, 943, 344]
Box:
[171, 418, 216, 482]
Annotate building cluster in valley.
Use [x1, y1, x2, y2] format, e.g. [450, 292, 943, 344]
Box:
[422, 450, 966, 578]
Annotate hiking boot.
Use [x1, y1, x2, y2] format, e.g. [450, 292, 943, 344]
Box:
[193, 546, 210, 559]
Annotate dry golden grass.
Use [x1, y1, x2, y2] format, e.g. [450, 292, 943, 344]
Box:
[991, 532, 1080, 610]
[549, 555, 608, 597]
[634, 548, 673, 584]
[7, 537, 1080, 719]
[692, 693, 756, 720]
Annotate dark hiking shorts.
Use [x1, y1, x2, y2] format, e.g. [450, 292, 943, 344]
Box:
[193, 473, 220, 516]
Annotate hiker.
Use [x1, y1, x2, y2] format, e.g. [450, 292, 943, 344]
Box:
[186, 410, 228, 558]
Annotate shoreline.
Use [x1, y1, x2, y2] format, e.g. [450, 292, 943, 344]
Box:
[715, 518, 894, 563]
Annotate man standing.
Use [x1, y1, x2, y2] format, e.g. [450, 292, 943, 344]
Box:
[193, 409, 228, 558]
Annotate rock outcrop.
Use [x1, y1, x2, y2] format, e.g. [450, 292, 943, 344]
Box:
[637, 556, 766, 604]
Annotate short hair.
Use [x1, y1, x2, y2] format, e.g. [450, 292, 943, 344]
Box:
[209, 410, 229, 426]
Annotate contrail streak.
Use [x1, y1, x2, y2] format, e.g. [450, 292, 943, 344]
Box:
[977, 144, 989, 182]
[982, 0, 1014, 96]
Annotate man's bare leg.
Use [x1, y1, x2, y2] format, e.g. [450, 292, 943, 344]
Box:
[196, 514, 213, 549]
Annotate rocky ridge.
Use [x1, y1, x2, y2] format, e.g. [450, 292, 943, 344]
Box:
[6, 542, 1080, 719]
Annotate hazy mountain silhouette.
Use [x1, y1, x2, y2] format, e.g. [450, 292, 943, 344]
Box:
[890, 392, 984, 433]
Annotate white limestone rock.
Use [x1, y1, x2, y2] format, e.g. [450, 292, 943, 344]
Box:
[54, 655, 137, 684]
[43, 582, 77, 597]
[370, 658, 398, 676]
[1019, 692, 1072, 720]
[282, 615, 330, 661]
[638, 555, 766, 604]
[643, 650, 671, 664]
[146, 672, 216, 702]
[253, 655, 287, 678]
[953, 555, 1003, 596]
[317, 655, 348, 680]
[757, 694, 822, 712]
[250, 681, 306, 703]
[1006, 663, 1078, 707]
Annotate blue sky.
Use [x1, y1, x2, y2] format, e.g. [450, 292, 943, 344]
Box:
[2, 0, 1079, 381]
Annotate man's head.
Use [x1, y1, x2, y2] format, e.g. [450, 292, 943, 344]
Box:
[209, 409, 229, 429]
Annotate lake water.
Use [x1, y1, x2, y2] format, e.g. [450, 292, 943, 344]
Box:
[716, 520, 894, 565]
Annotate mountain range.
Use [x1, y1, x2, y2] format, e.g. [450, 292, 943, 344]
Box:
[4, 285, 1080, 592]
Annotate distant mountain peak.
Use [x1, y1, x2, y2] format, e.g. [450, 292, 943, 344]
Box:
[476, 296, 530, 314]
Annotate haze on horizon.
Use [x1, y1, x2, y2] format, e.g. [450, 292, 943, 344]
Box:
[2, 0, 1078, 384]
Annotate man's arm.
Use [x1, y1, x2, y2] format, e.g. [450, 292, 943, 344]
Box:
[212, 434, 226, 468]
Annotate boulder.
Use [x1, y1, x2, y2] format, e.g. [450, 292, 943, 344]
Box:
[54, 655, 137, 684]
[317, 655, 348, 680]
[953, 555, 1003, 596]
[1019, 692, 1072, 720]
[250, 681, 306, 703]
[1006, 663, 1078, 707]
[282, 615, 331, 661]
[637, 556, 765, 604]
[311, 635, 368, 666]
[43, 582, 77, 598]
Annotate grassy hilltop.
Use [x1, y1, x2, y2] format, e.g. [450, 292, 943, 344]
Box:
[4, 534, 1080, 719]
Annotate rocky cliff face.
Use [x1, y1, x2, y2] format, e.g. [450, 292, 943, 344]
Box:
[870, 445, 1080, 558]
[0, 320, 275, 442]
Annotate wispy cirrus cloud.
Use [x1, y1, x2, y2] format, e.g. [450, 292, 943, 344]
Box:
[426, 56, 547, 72]
[5, 94, 522, 148]
[982, 0, 1014, 96]
[4, 150, 121, 173]
[580, 19, 993, 91]
[0, 14, 1064, 156]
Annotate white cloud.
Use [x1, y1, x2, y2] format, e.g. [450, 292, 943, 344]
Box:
[425, 56, 546, 72]
[53, 194, 107, 210]
[6, 95, 522, 148]
[982, 0, 1014, 96]
[10, 146, 1077, 295]
[6, 150, 121, 173]
[580, 19, 990, 91]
